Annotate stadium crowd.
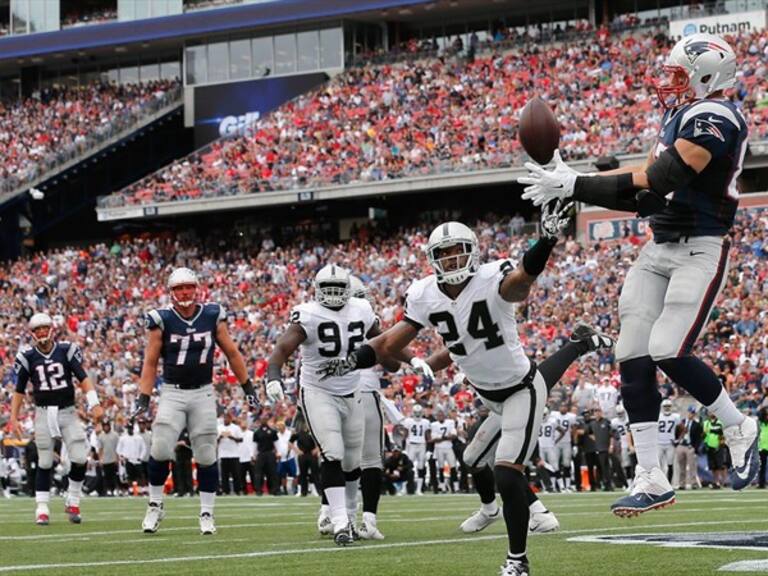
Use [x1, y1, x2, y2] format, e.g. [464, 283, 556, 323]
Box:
[1, 204, 767, 495]
[103, 27, 768, 206]
[0, 79, 182, 197]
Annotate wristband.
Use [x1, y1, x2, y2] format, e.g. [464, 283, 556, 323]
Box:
[86, 390, 100, 410]
[354, 344, 377, 370]
[267, 364, 282, 382]
[522, 236, 557, 277]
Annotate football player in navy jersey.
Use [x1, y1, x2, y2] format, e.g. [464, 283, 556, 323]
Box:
[519, 33, 759, 516]
[131, 267, 258, 535]
[10, 313, 103, 525]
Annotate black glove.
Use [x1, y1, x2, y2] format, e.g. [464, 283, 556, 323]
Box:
[131, 393, 151, 421]
[540, 199, 574, 239]
[317, 352, 358, 381]
[241, 379, 260, 410]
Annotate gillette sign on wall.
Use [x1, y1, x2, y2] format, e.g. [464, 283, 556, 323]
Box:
[193, 73, 328, 146]
[669, 9, 766, 38]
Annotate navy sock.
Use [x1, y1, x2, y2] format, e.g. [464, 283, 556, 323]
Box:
[360, 468, 382, 514]
[494, 465, 529, 557]
[197, 464, 218, 493]
[148, 457, 170, 486]
[36, 468, 52, 492]
[657, 356, 722, 405]
[620, 356, 661, 423]
[473, 465, 496, 505]
[69, 462, 86, 482]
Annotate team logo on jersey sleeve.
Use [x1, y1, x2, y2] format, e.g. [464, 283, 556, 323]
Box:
[693, 117, 725, 142]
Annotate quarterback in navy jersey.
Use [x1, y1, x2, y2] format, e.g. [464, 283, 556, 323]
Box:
[520, 33, 759, 517]
[10, 313, 103, 526]
[131, 267, 257, 536]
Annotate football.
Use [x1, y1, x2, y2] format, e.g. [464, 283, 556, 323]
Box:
[518, 96, 561, 165]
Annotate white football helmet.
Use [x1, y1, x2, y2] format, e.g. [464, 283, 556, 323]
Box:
[543, 406, 550, 420]
[168, 267, 199, 307]
[662, 398, 673, 414]
[349, 275, 373, 304]
[314, 264, 351, 308]
[29, 313, 54, 346]
[654, 33, 736, 109]
[412, 404, 423, 418]
[616, 403, 625, 417]
[427, 222, 479, 285]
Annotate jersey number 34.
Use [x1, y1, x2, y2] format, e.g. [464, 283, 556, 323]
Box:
[428, 301, 503, 355]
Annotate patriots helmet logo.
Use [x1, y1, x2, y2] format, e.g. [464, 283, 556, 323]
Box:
[693, 118, 725, 142]
[683, 40, 726, 64]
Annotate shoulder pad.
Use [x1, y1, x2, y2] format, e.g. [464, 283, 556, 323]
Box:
[680, 100, 741, 130]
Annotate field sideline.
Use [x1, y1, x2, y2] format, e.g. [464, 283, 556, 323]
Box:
[1, 491, 768, 575]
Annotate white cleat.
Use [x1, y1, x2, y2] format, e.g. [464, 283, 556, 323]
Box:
[358, 520, 385, 540]
[318, 514, 333, 536]
[529, 510, 560, 533]
[460, 508, 501, 533]
[142, 502, 165, 533]
[199, 512, 216, 535]
[724, 417, 759, 490]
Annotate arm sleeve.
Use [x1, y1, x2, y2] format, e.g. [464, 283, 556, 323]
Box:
[13, 353, 30, 393]
[402, 283, 425, 329]
[145, 309, 164, 332]
[66, 343, 88, 381]
[678, 107, 741, 159]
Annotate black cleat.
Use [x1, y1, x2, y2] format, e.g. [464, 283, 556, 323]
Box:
[570, 324, 613, 352]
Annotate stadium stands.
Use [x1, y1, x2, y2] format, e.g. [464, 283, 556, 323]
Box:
[2, 208, 766, 433]
[0, 79, 182, 198]
[103, 28, 768, 207]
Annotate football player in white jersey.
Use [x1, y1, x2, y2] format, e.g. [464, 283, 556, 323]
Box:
[610, 404, 634, 484]
[266, 265, 428, 546]
[317, 209, 613, 576]
[658, 399, 681, 482]
[596, 378, 620, 420]
[553, 404, 577, 491]
[429, 411, 458, 493]
[538, 407, 559, 487]
[401, 404, 430, 494]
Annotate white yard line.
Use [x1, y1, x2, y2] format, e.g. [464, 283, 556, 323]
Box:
[2, 519, 768, 572]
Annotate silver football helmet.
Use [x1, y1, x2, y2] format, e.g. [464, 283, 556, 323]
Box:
[662, 398, 673, 415]
[654, 33, 737, 109]
[349, 275, 374, 304]
[412, 404, 424, 418]
[426, 222, 480, 285]
[29, 313, 54, 346]
[168, 267, 199, 308]
[314, 264, 351, 308]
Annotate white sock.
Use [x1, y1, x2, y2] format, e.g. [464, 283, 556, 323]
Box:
[320, 504, 330, 518]
[35, 491, 50, 508]
[149, 484, 165, 505]
[325, 485, 347, 530]
[416, 477, 423, 492]
[68, 480, 83, 507]
[200, 491, 215, 516]
[631, 421, 661, 471]
[529, 499, 547, 514]
[363, 511, 377, 526]
[344, 480, 358, 520]
[707, 388, 745, 428]
[481, 500, 499, 515]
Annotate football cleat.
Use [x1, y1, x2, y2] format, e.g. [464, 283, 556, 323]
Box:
[199, 512, 216, 535]
[724, 417, 759, 490]
[460, 507, 501, 533]
[142, 502, 165, 533]
[358, 520, 385, 540]
[529, 510, 559, 533]
[318, 514, 333, 536]
[610, 465, 675, 518]
[65, 505, 82, 524]
[500, 558, 530, 576]
[333, 523, 355, 547]
[570, 324, 613, 352]
[35, 512, 50, 526]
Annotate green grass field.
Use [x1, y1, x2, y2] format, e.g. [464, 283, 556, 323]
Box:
[1, 490, 768, 575]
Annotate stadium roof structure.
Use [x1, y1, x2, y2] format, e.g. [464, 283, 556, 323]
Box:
[0, 0, 433, 62]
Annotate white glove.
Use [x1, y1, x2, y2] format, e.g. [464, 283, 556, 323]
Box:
[265, 380, 285, 404]
[409, 357, 434, 380]
[518, 150, 581, 207]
